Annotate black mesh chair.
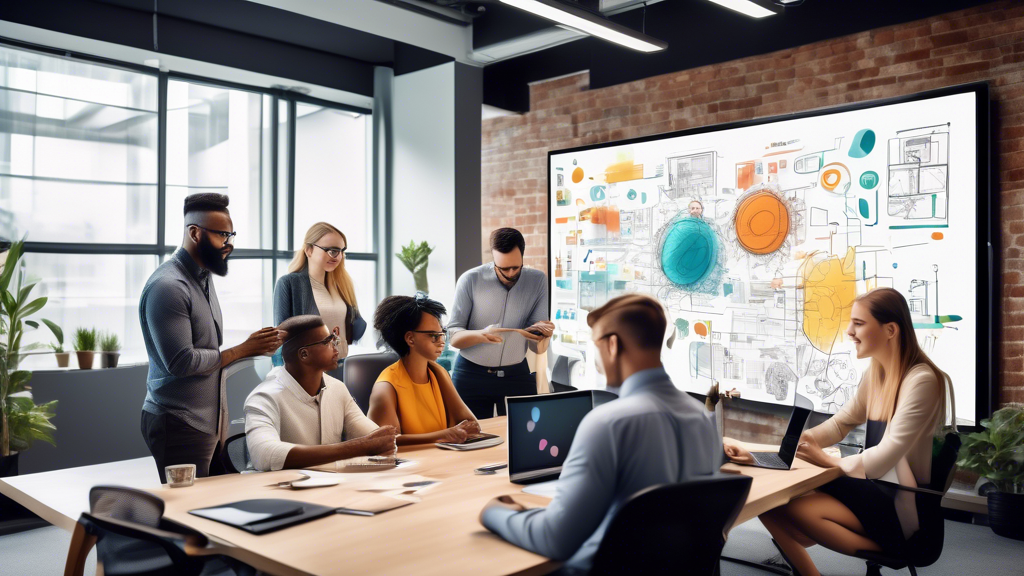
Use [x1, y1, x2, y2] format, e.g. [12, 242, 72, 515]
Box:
[589, 474, 752, 576]
[64, 486, 253, 576]
[342, 351, 400, 414]
[853, 431, 963, 576]
[221, 433, 250, 474]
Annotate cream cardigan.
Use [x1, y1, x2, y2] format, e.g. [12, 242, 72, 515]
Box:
[806, 364, 948, 538]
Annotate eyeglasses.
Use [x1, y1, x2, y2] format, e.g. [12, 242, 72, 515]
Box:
[411, 329, 448, 343]
[494, 264, 522, 274]
[311, 243, 347, 259]
[190, 225, 237, 242]
[298, 333, 340, 351]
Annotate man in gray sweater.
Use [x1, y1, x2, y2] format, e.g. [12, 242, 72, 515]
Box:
[139, 193, 282, 483]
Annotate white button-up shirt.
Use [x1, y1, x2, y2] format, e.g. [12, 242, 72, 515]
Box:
[244, 366, 378, 471]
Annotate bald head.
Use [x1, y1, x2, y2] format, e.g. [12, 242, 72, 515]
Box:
[587, 294, 667, 351]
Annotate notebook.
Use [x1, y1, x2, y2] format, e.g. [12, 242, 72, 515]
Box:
[190, 499, 335, 534]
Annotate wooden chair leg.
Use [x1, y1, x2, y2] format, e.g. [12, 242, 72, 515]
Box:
[64, 522, 98, 576]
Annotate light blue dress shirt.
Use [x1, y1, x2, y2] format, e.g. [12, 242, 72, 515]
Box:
[481, 366, 724, 571]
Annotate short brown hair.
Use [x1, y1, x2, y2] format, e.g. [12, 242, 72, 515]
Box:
[490, 228, 526, 255]
[587, 294, 667, 350]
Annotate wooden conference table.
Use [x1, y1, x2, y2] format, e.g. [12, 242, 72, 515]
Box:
[0, 417, 841, 576]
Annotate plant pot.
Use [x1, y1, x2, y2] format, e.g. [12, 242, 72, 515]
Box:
[100, 352, 120, 369]
[54, 352, 70, 368]
[75, 350, 95, 370]
[988, 490, 1024, 541]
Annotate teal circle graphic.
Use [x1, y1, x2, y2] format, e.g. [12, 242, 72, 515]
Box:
[849, 129, 876, 158]
[627, 189, 637, 200]
[590, 186, 606, 201]
[859, 170, 880, 189]
[661, 218, 719, 286]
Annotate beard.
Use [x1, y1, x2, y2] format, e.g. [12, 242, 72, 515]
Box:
[497, 268, 521, 287]
[197, 234, 230, 276]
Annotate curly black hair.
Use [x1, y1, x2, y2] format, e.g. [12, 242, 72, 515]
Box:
[183, 193, 230, 216]
[373, 294, 447, 357]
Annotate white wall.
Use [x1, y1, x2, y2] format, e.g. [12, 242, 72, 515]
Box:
[390, 63, 457, 311]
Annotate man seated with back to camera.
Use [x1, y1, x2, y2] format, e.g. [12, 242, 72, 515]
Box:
[478, 294, 723, 572]
[244, 315, 398, 472]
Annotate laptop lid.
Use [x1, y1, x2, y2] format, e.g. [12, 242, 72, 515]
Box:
[506, 390, 595, 484]
[777, 405, 813, 468]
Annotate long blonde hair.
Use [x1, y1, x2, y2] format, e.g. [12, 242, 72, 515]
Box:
[856, 288, 950, 424]
[288, 222, 358, 309]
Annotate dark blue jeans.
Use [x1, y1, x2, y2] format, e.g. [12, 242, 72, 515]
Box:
[452, 356, 537, 419]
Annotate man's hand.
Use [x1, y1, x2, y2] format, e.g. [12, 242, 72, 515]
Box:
[243, 327, 284, 357]
[515, 321, 555, 342]
[362, 425, 398, 456]
[479, 495, 527, 524]
[481, 324, 508, 344]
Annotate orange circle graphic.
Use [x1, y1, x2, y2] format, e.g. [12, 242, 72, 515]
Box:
[820, 169, 842, 191]
[735, 191, 791, 255]
[931, 232, 944, 240]
[572, 167, 584, 183]
[694, 322, 708, 337]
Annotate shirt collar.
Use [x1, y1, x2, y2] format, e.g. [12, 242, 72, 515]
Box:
[173, 248, 209, 286]
[619, 366, 670, 399]
[276, 366, 326, 405]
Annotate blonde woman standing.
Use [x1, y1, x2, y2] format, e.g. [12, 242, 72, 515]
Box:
[273, 222, 365, 366]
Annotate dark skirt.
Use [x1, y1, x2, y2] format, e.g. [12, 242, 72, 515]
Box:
[816, 476, 907, 556]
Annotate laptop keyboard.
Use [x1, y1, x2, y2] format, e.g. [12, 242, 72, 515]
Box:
[751, 452, 788, 469]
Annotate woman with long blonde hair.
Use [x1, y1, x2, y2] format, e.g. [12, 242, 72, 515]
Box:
[725, 288, 955, 576]
[273, 222, 365, 366]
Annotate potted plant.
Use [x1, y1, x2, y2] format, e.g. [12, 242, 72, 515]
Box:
[46, 320, 68, 368]
[956, 406, 1024, 541]
[396, 240, 434, 294]
[99, 332, 121, 368]
[0, 239, 60, 485]
[73, 327, 97, 370]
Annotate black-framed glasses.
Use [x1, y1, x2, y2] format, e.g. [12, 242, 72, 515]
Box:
[298, 333, 340, 351]
[190, 225, 237, 242]
[494, 264, 522, 274]
[411, 329, 448, 343]
[311, 243, 347, 259]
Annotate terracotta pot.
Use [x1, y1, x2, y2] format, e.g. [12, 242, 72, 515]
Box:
[54, 352, 70, 368]
[989, 490, 1024, 541]
[76, 350, 95, 370]
[100, 352, 120, 369]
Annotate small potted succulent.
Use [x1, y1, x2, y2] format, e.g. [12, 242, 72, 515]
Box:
[73, 327, 97, 370]
[44, 320, 68, 368]
[99, 332, 121, 369]
[956, 406, 1024, 541]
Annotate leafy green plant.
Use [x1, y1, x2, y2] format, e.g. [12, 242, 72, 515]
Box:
[73, 327, 97, 352]
[1, 239, 60, 456]
[956, 406, 1024, 494]
[396, 240, 434, 294]
[45, 319, 64, 354]
[100, 332, 121, 352]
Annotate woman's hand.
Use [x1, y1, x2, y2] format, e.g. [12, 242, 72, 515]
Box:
[437, 424, 470, 444]
[795, 439, 839, 468]
[455, 419, 481, 435]
[722, 438, 754, 465]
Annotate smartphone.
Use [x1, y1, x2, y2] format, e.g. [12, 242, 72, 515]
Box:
[474, 462, 508, 474]
[525, 328, 544, 337]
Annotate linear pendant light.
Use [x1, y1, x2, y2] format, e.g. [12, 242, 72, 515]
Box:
[499, 0, 668, 53]
[705, 0, 778, 19]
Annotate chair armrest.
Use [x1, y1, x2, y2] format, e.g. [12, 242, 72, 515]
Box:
[870, 479, 946, 497]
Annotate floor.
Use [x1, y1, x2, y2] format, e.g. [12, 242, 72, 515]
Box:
[0, 517, 1021, 575]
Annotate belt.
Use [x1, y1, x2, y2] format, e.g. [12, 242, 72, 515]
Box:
[455, 357, 530, 378]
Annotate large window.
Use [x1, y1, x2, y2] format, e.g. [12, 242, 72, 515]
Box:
[0, 42, 379, 370]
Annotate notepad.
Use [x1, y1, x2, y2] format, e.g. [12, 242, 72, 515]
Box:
[190, 499, 336, 534]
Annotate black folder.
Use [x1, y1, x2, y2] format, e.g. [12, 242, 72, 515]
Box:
[189, 499, 335, 534]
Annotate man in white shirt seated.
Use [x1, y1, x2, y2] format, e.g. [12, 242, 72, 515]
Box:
[244, 315, 398, 471]
[478, 294, 723, 572]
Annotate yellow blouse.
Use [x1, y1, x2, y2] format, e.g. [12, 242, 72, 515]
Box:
[375, 360, 448, 434]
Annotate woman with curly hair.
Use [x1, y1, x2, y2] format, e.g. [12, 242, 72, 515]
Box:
[368, 294, 480, 445]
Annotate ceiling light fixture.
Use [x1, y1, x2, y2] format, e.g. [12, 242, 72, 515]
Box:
[705, 0, 778, 19]
[499, 0, 667, 53]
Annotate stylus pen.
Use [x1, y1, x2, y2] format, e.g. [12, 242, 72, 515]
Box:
[336, 508, 374, 517]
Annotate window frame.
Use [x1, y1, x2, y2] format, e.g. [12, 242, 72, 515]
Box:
[4, 38, 384, 333]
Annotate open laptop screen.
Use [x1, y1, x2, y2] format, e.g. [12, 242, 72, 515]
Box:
[778, 406, 813, 465]
[506, 391, 594, 483]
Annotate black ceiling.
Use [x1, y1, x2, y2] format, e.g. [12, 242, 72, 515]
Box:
[479, 0, 996, 112]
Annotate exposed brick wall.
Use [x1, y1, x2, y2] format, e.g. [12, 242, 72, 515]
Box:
[481, 1, 1024, 437]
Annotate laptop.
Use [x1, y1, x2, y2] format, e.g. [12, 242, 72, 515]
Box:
[506, 390, 595, 484]
[748, 402, 814, 470]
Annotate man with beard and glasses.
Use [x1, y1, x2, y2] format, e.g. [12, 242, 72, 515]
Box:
[139, 193, 283, 483]
[448, 228, 554, 419]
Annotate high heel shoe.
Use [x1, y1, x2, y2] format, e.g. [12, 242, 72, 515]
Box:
[770, 538, 804, 576]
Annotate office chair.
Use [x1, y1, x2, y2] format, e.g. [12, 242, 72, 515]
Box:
[64, 486, 253, 576]
[589, 474, 752, 576]
[851, 431, 962, 576]
[342, 351, 400, 414]
[221, 433, 250, 474]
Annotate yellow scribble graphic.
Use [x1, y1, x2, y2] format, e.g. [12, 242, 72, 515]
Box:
[800, 248, 857, 353]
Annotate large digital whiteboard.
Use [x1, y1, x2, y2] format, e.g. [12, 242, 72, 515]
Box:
[548, 84, 990, 426]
